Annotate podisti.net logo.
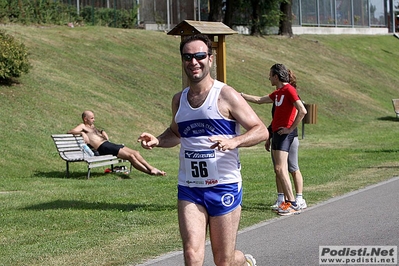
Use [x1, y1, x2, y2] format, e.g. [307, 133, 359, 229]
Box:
[319, 246, 397, 264]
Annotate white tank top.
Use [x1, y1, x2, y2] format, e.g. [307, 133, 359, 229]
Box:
[175, 80, 241, 187]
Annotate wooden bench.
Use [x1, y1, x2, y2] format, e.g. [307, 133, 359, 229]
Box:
[51, 134, 130, 179]
[392, 99, 399, 118]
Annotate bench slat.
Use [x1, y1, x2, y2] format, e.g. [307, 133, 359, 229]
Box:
[88, 159, 123, 169]
[51, 134, 130, 178]
[58, 148, 83, 153]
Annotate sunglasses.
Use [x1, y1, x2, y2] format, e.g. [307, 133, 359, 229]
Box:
[182, 52, 210, 61]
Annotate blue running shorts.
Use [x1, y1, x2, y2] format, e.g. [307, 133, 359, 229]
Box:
[178, 183, 242, 217]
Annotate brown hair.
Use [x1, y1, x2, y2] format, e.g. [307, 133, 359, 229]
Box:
[270, 63, 290, 83]
[288, 69, 297, 88]
[179, 34, 213, 55]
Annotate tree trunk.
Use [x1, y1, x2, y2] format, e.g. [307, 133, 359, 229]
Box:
[250, 0, 261, 36]
[279, 0, 293, 36]
[223, 0, 234, 27]
[208, 0, 224, 22]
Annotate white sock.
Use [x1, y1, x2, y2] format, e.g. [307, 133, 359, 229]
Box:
[277, 193, 284, 202]
[296, 193, 303, 201]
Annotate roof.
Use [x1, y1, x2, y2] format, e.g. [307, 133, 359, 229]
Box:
[167, 20, 237, 36]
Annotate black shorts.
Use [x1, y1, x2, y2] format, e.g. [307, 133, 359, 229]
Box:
[272, 131, 295, 152]
[97, 141, 124, 156]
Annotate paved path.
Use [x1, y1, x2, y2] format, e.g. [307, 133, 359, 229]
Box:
[137, 176, 399, 266]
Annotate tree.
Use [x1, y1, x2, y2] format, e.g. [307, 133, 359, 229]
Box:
[208, 0, 224, 22]
[208, 0, 287, 36]
[279, 0, 293, 36]
[250, 0, 261, 36]
[223, 0, 234, 27]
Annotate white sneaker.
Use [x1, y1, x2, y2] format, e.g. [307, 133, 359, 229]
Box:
[245, 254, 257, 266]
[270, 200, 284, 211]
[297, 198, 307, 209]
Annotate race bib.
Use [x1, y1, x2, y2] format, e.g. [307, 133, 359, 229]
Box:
[184, 149, 219, 187]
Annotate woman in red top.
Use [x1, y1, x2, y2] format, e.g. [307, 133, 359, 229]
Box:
[241, 63, 307, 216]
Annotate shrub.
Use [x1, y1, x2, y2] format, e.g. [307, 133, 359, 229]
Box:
[80, 6, 138, 28]
[0, 30, 31, 80]
[0, 0, 79, 25]
[0, 0, 138, 29]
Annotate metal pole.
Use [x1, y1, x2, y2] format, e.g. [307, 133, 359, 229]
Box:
[197, 0, 201, 21]
[351, 0, 354, 27]
[391, 0, 395, 33]
[77, 0, 80, 15]
[170, 0, 173, 27]
[367, 0, 370, 27]
[334, 0, 337, 27]
[137, 0, 140, 27]
[298, 0, 302, 26]
[193, 0, 196, 20]
[167, 0, 170, 30]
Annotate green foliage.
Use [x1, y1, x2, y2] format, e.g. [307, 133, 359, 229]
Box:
[0, 0, 77, 25]
[231, 0, 282, 34]
[0, 0, 138, 28]
[260, 1, 282, 34]
[80, 6, 138, 28]
[0, 30, 31, 80]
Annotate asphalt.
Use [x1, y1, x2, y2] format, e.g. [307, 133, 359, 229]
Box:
[136, 176, 399, 266]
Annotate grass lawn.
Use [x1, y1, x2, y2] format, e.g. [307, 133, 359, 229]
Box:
[0, 24, 399, 265]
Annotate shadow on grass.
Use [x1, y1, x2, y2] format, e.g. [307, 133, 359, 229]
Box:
[361, 165, 399, 169]
[33, 171, 131, 179]
[22, 199, 176, 212]
[377, 116, 399, 121]
[364, 149, 399, 153]
[0, 78, 19, 86]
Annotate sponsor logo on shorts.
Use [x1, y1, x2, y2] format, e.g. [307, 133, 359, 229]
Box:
[221, 193, 234, 207]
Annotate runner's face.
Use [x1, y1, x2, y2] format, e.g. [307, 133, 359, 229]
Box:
[269, 71, 278, 86]
[182, 40, 212, 83]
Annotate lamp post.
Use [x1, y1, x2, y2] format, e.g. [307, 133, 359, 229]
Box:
[167, 0, 170, 30]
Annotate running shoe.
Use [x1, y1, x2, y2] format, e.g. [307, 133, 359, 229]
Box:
[244, 254, 257, 266]
[270, 200, 284, 211]
[297, 198, 307, 209]
[278, 202, 301, 216]
[275, 201, 290, 212]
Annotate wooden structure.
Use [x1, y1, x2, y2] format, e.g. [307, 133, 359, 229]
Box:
[304, 104, 317, 124]
[51, 134, 130, 179]
[167, 20, 237, 89]
[392, 99, 399, 118]
[301, 103, 317, 139]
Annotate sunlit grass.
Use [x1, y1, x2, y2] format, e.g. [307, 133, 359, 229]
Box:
[1, 25, 399, 265]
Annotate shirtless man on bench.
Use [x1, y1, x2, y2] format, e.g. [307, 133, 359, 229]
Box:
[68, 110, 166, 176]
